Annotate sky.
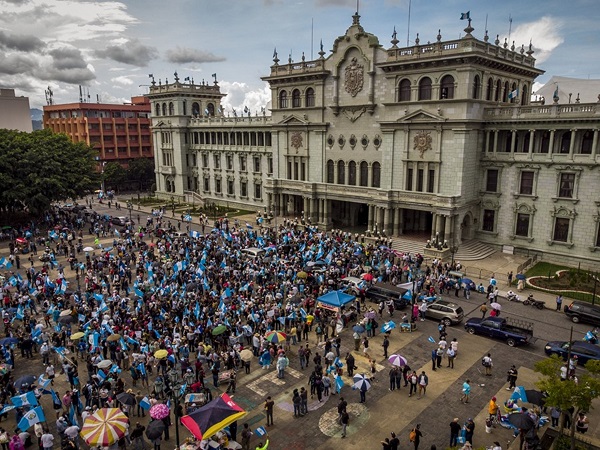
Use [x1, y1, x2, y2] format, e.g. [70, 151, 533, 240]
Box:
[0, 0, 598, 113]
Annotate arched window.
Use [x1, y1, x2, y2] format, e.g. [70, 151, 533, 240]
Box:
[206, 103, 215, 116]
[522, 132, 530, 153]
[418, 77, 432, 101]
[540, 131, 550, 153]
[305, 88, 315, 107]
[520, 85, 528, 106]
[192, 102, 200, 117]
[279, 91, 288, 109]
[440, 75, 455, 99]
[155, 103, 160, 116]
[503, 81, 510, 102]
[559, 132, 571, 154]
[359, 162, 368, 186]
[510, 82, 518, 104]
[162, 103, 167, 116]
[372, 162, 381, 188]
[486, 78, 493, 101]
[581, 130, 593, 154]
[398, 79, 411, 102]
[337, 161, 345, 184]
[472, 75, 481, 99]
[291, 89, 301, 108]
[326, 160, 334, 183]
[168, 102, 174, 115]
[348, 161, 357, 185]
[495, 80, 502, 102]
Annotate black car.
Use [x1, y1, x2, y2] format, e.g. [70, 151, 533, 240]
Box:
[365, 284, 408, 309]
[564, 301, 600, 326]
[544, 341, 600, 365]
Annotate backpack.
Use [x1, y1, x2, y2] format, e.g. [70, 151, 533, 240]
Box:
[409, 429, 416, 442]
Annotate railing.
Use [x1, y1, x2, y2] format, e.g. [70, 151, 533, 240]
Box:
[485, 103, 598, 119]
[183, 190, 205, 207]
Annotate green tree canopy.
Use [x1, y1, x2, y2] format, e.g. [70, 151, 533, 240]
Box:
[127, 157, 155, 189]
[102, 161, 127, 188]
[0, 128, 99, 214]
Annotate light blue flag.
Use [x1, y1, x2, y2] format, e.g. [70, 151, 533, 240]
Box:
[139, 396, 151, 410]
[137, 363, 147, 377]
[68, 404, 78, 427]
[427, 336, 436, 344]
[11, 391, 38, 407]
[18, 406, 45, 431]
[335, 374, 345, 392]
[0, 405, 15, 415]
[179, 383, 187, 396]
[255, 426, 267, 437]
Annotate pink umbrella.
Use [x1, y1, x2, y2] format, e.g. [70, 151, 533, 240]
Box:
[149, 403, 170, 420]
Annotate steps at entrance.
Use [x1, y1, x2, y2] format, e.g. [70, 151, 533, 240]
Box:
[454, 239, 496, 261]
[389, 236, 427, 255]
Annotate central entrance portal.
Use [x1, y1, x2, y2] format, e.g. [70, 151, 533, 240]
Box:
[402, 209, 432, 238]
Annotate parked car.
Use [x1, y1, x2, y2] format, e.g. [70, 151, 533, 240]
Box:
[340, 276, 365, 295]
[365, 284, 409, 309]
[241, 247, 266, 259]
[425, 299, 464, 326]
[465, 316, 536, 347]
[564, 301, 600, 326]
[111, 216, 134, 227]
[544, 341, 600, 365]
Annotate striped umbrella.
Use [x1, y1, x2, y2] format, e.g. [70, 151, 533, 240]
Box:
[352, 374, 372, 392]
[388, 354, 408, 367]
[264, 331, 287, 344]
[80, 408, 129, 447]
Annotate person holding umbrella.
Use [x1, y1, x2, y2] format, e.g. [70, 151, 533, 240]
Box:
[130, 423, 146, 450]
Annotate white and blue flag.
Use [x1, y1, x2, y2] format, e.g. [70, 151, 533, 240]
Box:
[18, 406, 45, 431]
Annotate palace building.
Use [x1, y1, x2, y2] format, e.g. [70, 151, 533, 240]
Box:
[147, 13, 600, 269]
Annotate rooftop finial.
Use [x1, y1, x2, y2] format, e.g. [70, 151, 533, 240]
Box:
[463, 18, 474, 36]
[526, 40, 534, 56]
[484, 29, 489, 42]
[437, 29, 442, 42]
[318, 40, 325, 59]
[174, 71, 179, 83]
[391, 27, 399, 48]
[414, 33, 420, 45]
[495, 34, 500, 46]
[273, 47, 280, 65]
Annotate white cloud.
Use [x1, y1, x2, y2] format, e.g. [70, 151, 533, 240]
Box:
[503, 16, 564, 64]
[219, 81, 271, 116]
[111, 75, 133, 86]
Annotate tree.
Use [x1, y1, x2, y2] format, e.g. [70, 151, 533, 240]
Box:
[102, 162, 127, 189]
[534, 355, 600, 450]
[0, 128, 99, 215]
[127, 157, 155, 189]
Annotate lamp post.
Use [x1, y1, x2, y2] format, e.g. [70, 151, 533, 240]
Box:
[170, 196, 175, 217]
[127, 201, 133, 223]
[450, 245, 459, 267]
[167, 369, 183, 450]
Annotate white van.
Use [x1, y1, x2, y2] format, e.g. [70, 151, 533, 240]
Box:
[241, 247, 266, 259]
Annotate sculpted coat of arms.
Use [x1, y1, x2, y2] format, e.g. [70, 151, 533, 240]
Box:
[290, 132, 303, 150]
[413, 130, 432, 158]
[344, 57, 364, 97]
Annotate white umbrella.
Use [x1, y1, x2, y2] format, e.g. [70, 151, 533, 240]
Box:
[83, 246, 94, 252]
[59, 309, 72, 317]
[490, 302, 502, 310]
[64, 426, 79, 439]
[97, 360, 113, 369]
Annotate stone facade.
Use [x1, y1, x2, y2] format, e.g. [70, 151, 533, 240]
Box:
[147, 15, 600, 270]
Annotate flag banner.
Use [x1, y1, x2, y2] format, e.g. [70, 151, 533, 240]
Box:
[255, 426, 267, 437]
[428, 336, 436, 343]
[11, 391, 38, 407]
[460, 11, 470, 20]
[18, 406, 45, 431]
[140, 396, 151, 410]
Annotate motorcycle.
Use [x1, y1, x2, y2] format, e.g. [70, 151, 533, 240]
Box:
[523, 294, 545, 309]
[506, 291, 522, 302]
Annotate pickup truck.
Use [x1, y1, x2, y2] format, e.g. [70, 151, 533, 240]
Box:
[464, 317, 536, 347]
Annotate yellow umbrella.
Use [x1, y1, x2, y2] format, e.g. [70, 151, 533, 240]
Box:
[154, 349, 168, 359]
[106, 334, 122, 342]
[296, 271, 308, 279]
[80, 408, 129, 447]
[70, 332, 85, 340]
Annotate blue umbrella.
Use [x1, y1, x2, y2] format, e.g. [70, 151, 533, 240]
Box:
[352, 374, 371, 391]
[352, 324, 365, 333]
[380, 321, 396, 333]
[516, 274, 526, 280]
[0, 338, 18, 346]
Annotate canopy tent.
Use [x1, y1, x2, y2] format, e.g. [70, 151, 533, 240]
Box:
[316, 290, 356, 308]
[180, 393, 246, 441]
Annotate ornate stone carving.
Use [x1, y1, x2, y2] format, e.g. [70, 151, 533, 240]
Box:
[342, 106, 366, 122]
[290, 132, 303, 151]
[344, 57, 364, 97]
[413, 130, 432, 158]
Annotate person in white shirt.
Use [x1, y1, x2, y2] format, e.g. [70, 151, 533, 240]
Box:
[41, 431, 54, 450]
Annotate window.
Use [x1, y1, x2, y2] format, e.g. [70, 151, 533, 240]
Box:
[226, 155, 233, 170]
[539, 131, 550, 153]
[348, 161, 357, 185]
[203, 176, 210, 192]
[495, 80, 501, 102]
[398, 79, 411, 102]
[416, 169, 424, 191]
[253, 156, 261, 173]
[486, 169, 499, 192]
[519, 171, 534, 195]
[267, 157, 273, 175]
[427, 169, 435, 193]
[406, 168, 413, 191]
[240, 181, 247, 198]
[162, 103, 167, 116]
[486, 78, 493, 101]
[596, 222, 600, 247]
[155, 104, 160, 116]
[292, 89, 301, 108]
[440, 75, 454, 99]
[559, 132, 571, 154]
[305, 88, 315, 107]
[372, 162, 381, 188]
[553, 217, 570, 242]
[581, 131, 593, 154]
[206, 104, 215, 116]
[168, 102, 174, 115]
[418, 77, 432, 101]
[202, 154, 208, 168]
[227, 179, 234, 195]
[503, 81, 509, 103]
[326, 160, 334, 183]
[558, 173, 575, 198]
[521, 85, 528, 106]
[482, 210, 495, 232]
[337, 161, 345, 184]
[192, 102, 200, 117]
[239, 156, 246, 172]
[515, 213, 530, 237]
[279, 91, 288, 109]
[359, 162, 368, 187]
[472, 75, 481, 99]
[215, 178, 222, 194]
[214, 154, 220, 169]
[254, 183, 262, 200]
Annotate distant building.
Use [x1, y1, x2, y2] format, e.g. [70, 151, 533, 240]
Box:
[43, 96, 153, 168]
[0, 89, 32, 132]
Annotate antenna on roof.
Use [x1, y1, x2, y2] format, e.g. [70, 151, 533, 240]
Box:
[407, 0, 412, 46]
[508, 14, 513, 42]
[79, 85, 83, 103]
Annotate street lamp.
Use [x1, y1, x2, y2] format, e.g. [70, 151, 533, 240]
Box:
[170, 196, 175, 217]
[450, 244, 459, 266]
[167, 369, 184, 450]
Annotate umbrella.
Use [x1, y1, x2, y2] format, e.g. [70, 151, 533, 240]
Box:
[180, 393, 246, 441]
[0, 337, 18, 346]
[380, 321, 396, 333]
[490, 302, 502, 311]
[80, 408, 129, 446]
[70, 332, 85, 340]
[524, 390, 546, 406]
[212, 325, 228, 336]
[116, 392, 136, 406]
[361, 273, 374, 281]
[83, 247, 94, 252]
[352, 324, 365, 334]
[507, 412, 536, 431]
[264, 331, 287, 344]
[107, 334, 122, 342]
[14, 375, 36, 389]
[296, 271, 308, 279]
[364, 310, 376, 319]
[97, 360, 113, 370]
[60, 309, 73, 317]
[58, 315, 75, 324]
[352, 374, 372, 391]
[516, 274, 526, 280]
[149, 403, 170, 420]
[388, 354, 408, 367]
[510, 386, 528, 403]
[64, 426, 79, 439]
[154, 349, 168, 359]
[145, 420, 165, 440]
[240, 349, 253, 362]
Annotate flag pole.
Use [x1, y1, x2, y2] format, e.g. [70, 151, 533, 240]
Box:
[406, 0, 412, 46]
